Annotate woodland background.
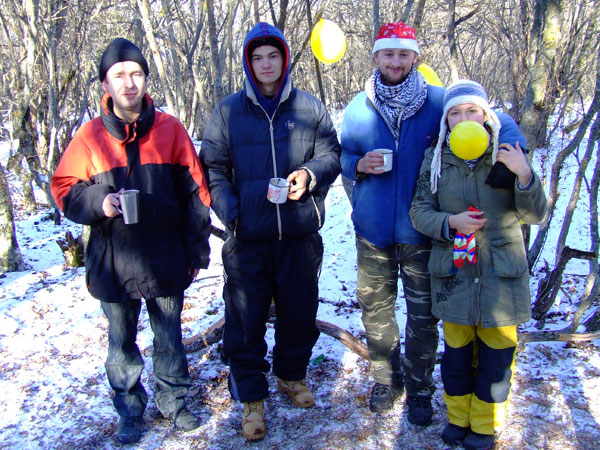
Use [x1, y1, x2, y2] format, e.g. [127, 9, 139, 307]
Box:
[1, 0, 600, 336]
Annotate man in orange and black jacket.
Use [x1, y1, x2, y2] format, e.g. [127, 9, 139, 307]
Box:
[50, 38, 211, 444]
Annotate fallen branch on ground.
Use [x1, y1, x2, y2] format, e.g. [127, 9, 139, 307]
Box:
[518, 329, 600, 343]
[143, 309, 369, 359]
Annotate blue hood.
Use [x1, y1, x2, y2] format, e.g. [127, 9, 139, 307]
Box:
[243, 22, 290, 116]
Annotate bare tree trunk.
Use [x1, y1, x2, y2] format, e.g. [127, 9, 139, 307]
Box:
[373, 0, 379, 42]
[447, 0, 460, 82]
[528, 54, 600, 266]
[401, 0, 415, 23]
[206, 0, 225, 103]
[136, 0, 178, 118]
[575, 119, 600, 332]
[162, 0, 187, 123]
[253, 0, 260, 23]
[45, 1, 59, 175]
[306, 0, 326, 104]
[412, 0, 427, 33]
[277, 0, 288, 32]
[445, 2, 481, 83]
[520, 0, 561, 149]
[0, 162, 25, 273]
[554, 113, 600, 261]
[7, 153, 36, 212]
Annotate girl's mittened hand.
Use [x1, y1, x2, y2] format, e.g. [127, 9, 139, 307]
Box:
[497, 142, 532, 186]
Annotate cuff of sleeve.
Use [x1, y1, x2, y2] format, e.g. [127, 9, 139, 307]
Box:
[442, 215, 453, 241]
[299, 167, 316, 191]
[93, 185, 114, 218]
[354, 161, 367, 181]
[516, 174, 535, 191]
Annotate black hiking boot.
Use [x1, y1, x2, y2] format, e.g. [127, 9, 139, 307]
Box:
[406, 395, 433, 426]
[463, 431, 496, 450]
[117, 416, 143, 444]
[369, 382, 404, 412]
[441, 423, 469, 445]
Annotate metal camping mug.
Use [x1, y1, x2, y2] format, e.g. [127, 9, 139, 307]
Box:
[373, 148, 393, 172]
[118, 189, 140, 224]
[266, 178, 289, 204]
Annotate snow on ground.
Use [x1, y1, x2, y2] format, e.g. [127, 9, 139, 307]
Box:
[1, 118, 599, 449]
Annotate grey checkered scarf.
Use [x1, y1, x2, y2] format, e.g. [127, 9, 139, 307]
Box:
[367, 66, 427, 140]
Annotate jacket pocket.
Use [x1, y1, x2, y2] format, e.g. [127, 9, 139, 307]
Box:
[428, 242, 456, 277]
[489, 235, 527, 277]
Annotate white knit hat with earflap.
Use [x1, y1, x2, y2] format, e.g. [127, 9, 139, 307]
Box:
[430, 80, 501, 193]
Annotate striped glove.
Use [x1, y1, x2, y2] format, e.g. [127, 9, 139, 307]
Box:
[453, 206, 480, 268]
[453, 232, 477, 268]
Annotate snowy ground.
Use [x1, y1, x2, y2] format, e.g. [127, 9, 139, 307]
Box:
[1, 121, 599, 449]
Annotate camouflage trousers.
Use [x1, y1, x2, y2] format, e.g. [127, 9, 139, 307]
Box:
[356, 234, 439, 397]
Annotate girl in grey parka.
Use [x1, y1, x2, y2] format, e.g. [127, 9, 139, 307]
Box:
[409, 80, 547, 450]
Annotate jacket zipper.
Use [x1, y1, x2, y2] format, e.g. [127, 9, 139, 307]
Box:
[254, 101, 284, 241]
[268, 120, 283, 240]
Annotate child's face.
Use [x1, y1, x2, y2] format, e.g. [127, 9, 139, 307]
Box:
[447, 104, 486, 130]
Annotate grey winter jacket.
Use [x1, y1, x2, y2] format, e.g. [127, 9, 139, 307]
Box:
[409, 143, 547, 327]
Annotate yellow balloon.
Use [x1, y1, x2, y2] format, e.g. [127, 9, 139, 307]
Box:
[449, 121, 490, 160]
[418, 63, 443, 86]
[310, 19, 346, 64]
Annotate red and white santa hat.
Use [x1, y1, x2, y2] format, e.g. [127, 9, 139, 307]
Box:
[372, 22, 420, 55]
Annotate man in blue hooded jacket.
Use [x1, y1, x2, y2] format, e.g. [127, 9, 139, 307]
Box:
[200, 22, 341, 440]
[341, 22, 526, 426]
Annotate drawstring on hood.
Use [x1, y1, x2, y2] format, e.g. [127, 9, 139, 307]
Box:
[243, 22, 290, 117]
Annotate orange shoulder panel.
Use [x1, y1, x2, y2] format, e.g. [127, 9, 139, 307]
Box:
[50, 118, 127, 210]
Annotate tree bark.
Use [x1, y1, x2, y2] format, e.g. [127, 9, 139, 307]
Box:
[0, 162, 25, 273]
[206, 0, 225, 103]
[253, 0, 260, 23]
[520, 0, 561, 149]
[372, 0, 379, 42]
[306, 0, 326, 105]
[528, 53, 600, 266]
[136, 0, 178, 118]
[554, 112, 600, 261]
[447, 0, 460, 82]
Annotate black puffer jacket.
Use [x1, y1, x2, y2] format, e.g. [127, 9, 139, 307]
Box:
[51, 94, 212, 302]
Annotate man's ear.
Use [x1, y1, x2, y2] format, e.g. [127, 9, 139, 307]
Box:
[101, 80, 108, 93]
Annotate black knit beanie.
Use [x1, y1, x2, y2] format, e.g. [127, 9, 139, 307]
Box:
[98, 38, 149, 82]
[247, 37, 286, 60]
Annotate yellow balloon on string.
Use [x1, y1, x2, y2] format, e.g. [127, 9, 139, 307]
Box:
[418, 63, 443, 86]
[310, 19, 347, 64]
[449, 121, 490, 160]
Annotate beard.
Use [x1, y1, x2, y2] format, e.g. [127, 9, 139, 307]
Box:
[379, 64, 415, 86]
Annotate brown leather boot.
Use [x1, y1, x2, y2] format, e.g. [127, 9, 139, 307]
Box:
[277, 378, 315, 408]
[242, 400, 266, 440]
